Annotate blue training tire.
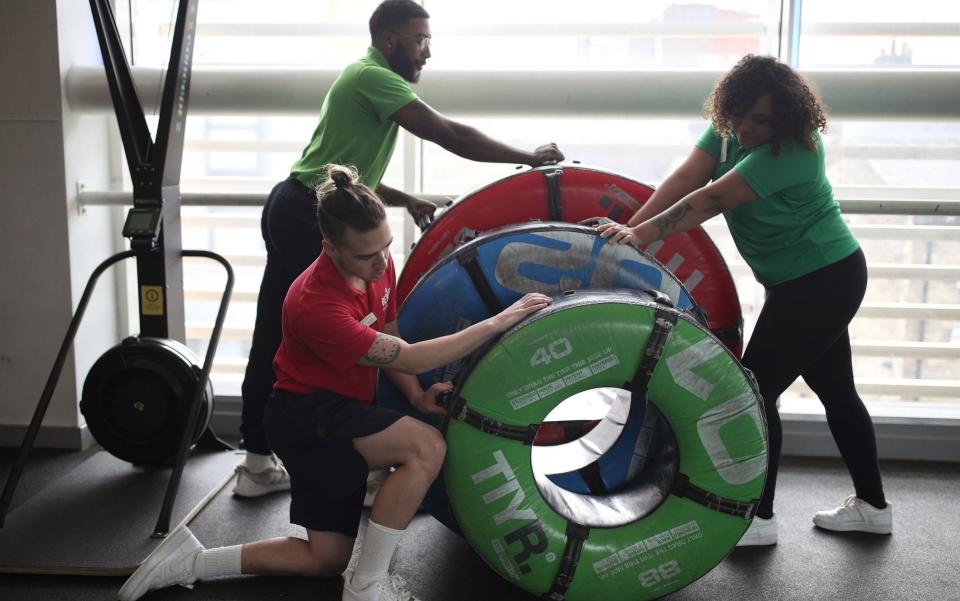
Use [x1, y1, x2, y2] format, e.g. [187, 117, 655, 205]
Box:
[378, 223, 706, 532]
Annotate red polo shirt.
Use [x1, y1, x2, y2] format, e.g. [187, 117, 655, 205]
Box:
[273, 251, 397, 403]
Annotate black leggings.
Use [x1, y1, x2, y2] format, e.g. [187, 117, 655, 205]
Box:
[743, 248, 886, 518]
[240, 178, 322, 455]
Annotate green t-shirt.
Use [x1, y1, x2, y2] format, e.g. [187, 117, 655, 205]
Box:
[290, 47, 418, 189]
[695, 124, 859, 287]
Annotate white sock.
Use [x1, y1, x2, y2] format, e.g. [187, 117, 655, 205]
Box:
[352, 520, 404, 589]
[194, 545, 243, 580]
[244, 452, 275, 473]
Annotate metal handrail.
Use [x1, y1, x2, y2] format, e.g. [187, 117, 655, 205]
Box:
[733, 302, 960, 321]
[79, 189, 960, 216]
[181, 139, 960, 161]
[161, 21, 960, 39]
[789, 378, 960, 399]
[202, 255, 960, 281]
[701, 221, 960, 240]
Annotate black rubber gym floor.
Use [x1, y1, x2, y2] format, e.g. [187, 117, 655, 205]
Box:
[0, 449, 240, 575]
[0, 447, 957, 601]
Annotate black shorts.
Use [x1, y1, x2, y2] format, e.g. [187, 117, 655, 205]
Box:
[264, 388, 404, 536]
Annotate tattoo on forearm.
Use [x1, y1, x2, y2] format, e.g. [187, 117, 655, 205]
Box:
[365, 334, 401, 365]
[652, 201, 693, 239]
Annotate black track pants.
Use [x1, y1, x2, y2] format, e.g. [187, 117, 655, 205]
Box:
[239, 178, 322, 455]
[743, 248, 886, 517]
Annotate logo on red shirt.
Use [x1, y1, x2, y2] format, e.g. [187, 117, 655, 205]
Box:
[382, 288, 391, 310]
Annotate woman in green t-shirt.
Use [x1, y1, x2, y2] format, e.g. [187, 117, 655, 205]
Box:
[595, 55, 891, 546]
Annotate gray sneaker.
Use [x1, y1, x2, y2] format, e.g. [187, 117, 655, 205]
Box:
[118, 525, 203, 601]
[342, 569, 420, 601]
[232, 460, 290, 498]
[813, 495, 892, 534]
[736, 515, 777, 547]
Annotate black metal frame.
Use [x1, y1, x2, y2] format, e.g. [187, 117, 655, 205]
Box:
[0, 0, 233, 538]
[0, 250, 233, 535]
[88, 0, 197, 340]
[0, 251, 134, 528]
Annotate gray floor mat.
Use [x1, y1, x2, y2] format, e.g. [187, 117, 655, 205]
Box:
[0, 449, 241, 575]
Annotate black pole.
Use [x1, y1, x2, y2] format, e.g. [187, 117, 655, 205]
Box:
[88, 0, 153, 179]
[0, 250, 139, 527]
[153, 0, 198, 187]
[153, 250, 233, 537]
[135, 0, 199, 342]
[90, 0, 199, 343]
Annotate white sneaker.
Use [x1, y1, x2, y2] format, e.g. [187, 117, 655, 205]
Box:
[813, 495, 892, 534]
[342, 569, 420, 601]
[118, 525, 204, 601]
[364, 469, 389, 508]
[736, 515, 777, 547]
[232, 457, 291, 498]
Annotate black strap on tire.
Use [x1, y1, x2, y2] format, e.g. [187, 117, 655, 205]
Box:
[712, 324, 743, 347]
[544, 168, 563, 221]
[457, 247, 504, 315]
[441, 394, 538, 444]
[543, 522, 591, 601]
[437, 392, 463, 436]
[463, 407, 538, 443]
[618, 308, 756, 520]
[671, 473, 758, 520]
[624, 307, 677, 393]
[575, 461, 608, 495]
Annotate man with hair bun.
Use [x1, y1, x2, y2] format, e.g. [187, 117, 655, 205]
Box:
[119, 165, 552, 601]
[235, 0, 565, 502]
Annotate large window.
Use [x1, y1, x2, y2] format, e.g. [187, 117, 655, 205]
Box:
[798, 1, 960, 68]
[424, 0, 778, 70]
[112, 1, 959, 416]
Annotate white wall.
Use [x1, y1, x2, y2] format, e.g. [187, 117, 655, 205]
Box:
[0, 0, 118, 447]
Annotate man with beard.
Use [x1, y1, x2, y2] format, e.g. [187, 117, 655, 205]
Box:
[233, 0, 565, 503]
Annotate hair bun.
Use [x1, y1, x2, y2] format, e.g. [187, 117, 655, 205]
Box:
[326, 164, 358, 190]
[330, 169, 350, 189]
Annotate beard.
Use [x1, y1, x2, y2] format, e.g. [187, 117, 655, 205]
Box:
[387, 45, 420, 83]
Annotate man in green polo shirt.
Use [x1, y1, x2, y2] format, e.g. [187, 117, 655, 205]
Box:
[287, 41, 425, 218]
[234, 0, 565, 500]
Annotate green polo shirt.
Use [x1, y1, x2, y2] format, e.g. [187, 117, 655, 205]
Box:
[696, 124, 859, 287]
[290, 47, 419, 189]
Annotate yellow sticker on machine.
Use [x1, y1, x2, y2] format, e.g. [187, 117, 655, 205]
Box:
[141, 286, 164, 316]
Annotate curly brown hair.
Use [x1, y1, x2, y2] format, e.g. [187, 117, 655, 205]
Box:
[704, 54, 827, 156]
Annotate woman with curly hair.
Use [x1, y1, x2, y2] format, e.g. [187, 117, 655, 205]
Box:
[594, 54, 891, 546]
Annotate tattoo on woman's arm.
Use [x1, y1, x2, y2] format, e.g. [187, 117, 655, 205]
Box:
[365, 333, 401, 365]
[651, 201, 693, 239]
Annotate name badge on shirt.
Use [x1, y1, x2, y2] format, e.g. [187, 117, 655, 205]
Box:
[360, 312, 377, 327]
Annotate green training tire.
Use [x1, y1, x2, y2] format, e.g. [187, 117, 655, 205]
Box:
[443, 290, 767, 601]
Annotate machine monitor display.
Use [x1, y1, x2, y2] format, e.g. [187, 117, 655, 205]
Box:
[122, 208, 162, 241]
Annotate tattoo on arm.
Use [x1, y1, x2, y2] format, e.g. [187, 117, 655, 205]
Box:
[364, 333, 402, 365]
[651, 201, 693, 239]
